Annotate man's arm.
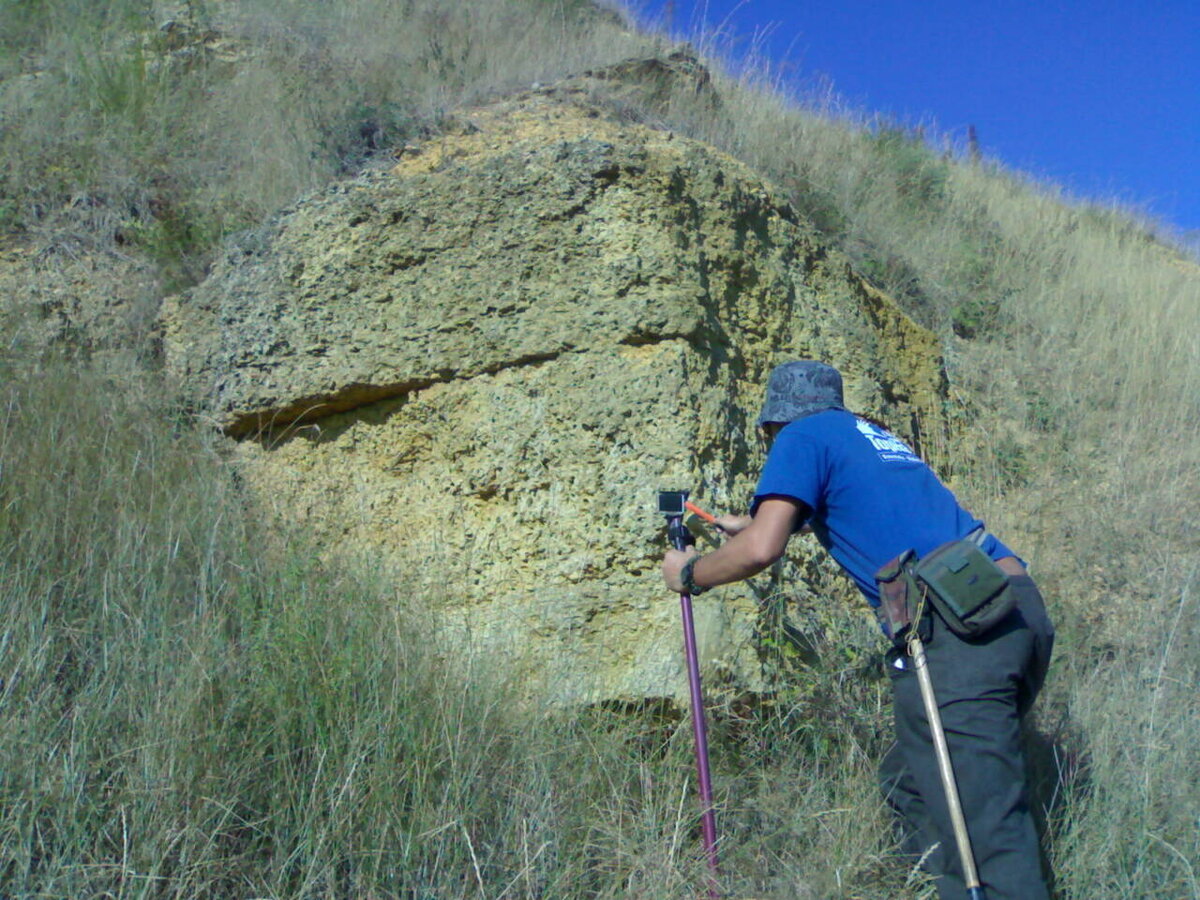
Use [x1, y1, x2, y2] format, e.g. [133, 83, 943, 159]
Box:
[662, 497, 809, 593]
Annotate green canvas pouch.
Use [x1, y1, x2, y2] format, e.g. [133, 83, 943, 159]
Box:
[913, 538, 1015, 638]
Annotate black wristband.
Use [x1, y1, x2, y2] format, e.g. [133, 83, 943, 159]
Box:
[680, 556, 709, 595]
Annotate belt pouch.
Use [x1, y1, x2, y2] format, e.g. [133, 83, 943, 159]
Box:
[874, 549, 918, 642]
[913, 538, 1014, 637]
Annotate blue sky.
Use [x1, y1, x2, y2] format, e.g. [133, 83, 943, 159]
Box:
[632, 1, 1200, 238]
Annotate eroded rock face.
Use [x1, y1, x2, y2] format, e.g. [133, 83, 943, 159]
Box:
[162, 91, 947, 703]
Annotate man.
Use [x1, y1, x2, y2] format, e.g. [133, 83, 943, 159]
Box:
[661, 360, 1054, 900]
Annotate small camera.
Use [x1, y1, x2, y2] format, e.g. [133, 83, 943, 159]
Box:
[657, 490, 688, 517]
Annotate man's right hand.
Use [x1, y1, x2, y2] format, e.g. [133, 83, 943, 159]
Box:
[662, 546, 700, 594]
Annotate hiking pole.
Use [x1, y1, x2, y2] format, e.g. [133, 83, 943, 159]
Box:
[905, 625, 988, 900]
[658, 490, 721, 898]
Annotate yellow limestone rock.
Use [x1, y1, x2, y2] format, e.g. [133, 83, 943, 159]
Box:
[162, 91, 947, 704]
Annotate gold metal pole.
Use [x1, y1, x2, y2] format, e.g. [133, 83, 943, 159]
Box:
[907, 631, 987, 898]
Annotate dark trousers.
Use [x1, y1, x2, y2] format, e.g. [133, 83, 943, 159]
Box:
[880, 576, 1055, 900]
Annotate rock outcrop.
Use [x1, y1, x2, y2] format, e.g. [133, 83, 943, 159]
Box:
[161, 85, 948, 703]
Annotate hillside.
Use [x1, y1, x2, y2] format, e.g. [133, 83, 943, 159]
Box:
[1, 1, 1197, 898]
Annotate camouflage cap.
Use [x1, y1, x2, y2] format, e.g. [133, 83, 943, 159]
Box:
[756, 361, 846, 426]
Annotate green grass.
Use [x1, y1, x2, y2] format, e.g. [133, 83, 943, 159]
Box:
[1, 1, 1198, 897]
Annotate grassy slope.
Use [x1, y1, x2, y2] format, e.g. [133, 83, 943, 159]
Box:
[0, 1, 1197, 897]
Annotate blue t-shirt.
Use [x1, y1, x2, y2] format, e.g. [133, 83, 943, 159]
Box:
[751, 410, 1016, 605]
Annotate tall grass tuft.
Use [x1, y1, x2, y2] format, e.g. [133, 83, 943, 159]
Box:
[0, 352, 683, 897]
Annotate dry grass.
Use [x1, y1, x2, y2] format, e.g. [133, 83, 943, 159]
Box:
[0, 0, 655, 284]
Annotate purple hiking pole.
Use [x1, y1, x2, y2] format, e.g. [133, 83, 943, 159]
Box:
[658, 490, 721, 897]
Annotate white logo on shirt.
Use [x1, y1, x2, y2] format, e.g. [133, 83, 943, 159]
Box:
[855, 419, 920, 462]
